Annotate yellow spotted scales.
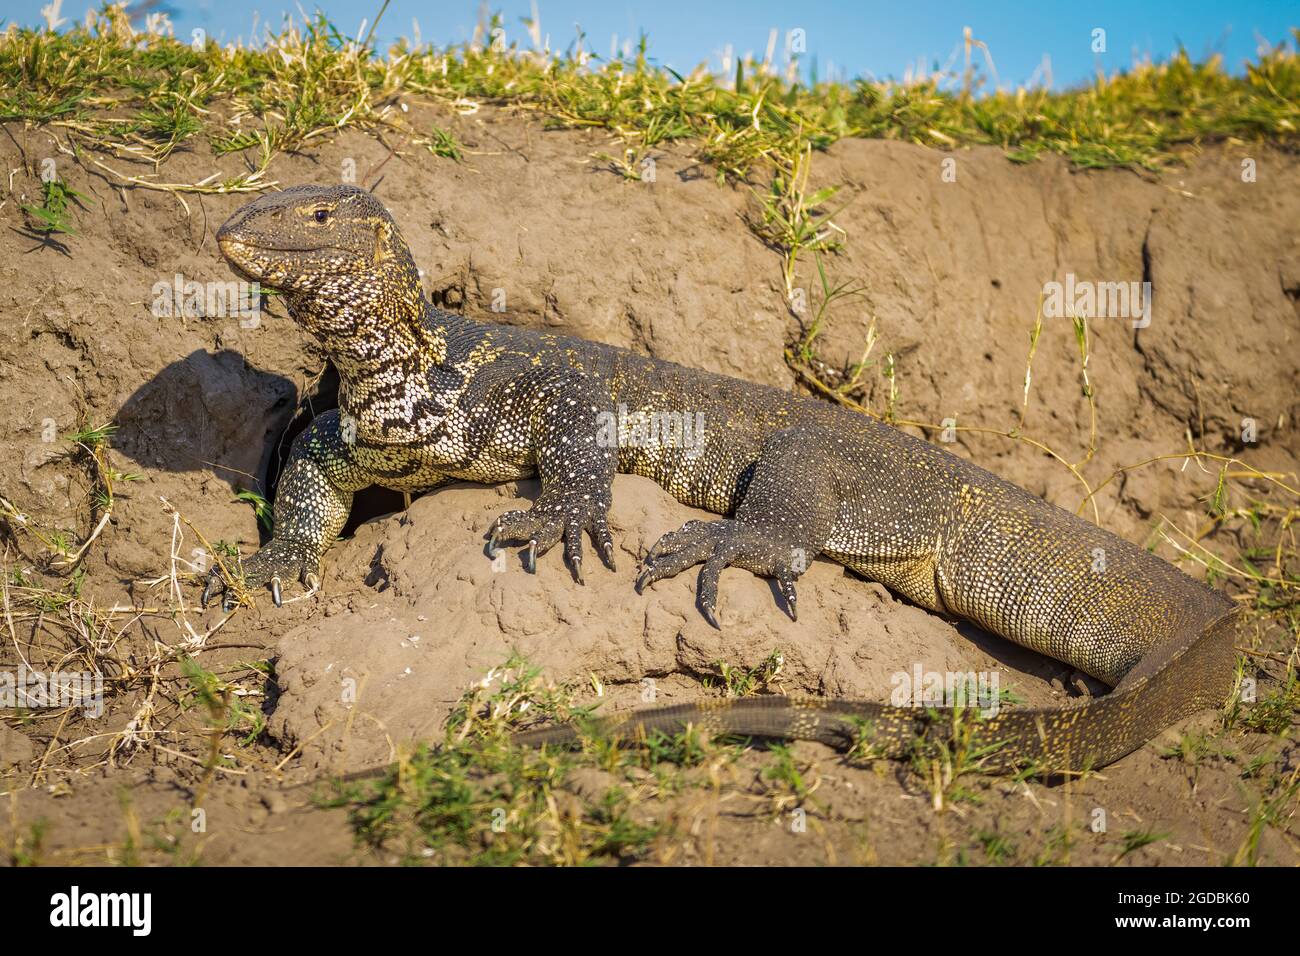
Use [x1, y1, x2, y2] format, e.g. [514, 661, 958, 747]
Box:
[208, 185, 1238, 775]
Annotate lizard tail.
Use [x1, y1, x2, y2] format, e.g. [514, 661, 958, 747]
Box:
[512, 608, 1240, 773]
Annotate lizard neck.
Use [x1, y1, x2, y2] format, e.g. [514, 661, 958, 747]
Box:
[283, 264, 447, 385]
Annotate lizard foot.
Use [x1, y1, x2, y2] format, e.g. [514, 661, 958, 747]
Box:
[636, 519, 805, 627]
[201, 539, 322, 611]
[489, 491, 616, 583]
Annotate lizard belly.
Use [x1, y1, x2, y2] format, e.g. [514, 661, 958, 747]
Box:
[350, 444, 452, 491]
[824, 549, 947, 614]
[354, 442, 531, 488]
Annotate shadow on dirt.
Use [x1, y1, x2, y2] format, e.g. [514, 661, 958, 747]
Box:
[116, 348, 410, 541]
[114, 347, 295, 496]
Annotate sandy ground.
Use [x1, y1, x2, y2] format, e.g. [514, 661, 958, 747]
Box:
[1, 103, 1297, 865]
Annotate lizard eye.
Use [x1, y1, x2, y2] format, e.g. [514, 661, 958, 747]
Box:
[313, 208, 330, 223]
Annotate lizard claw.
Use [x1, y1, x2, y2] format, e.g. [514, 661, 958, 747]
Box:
[776, 571, 798, 621]
[200, 574, 218, 609]
[700, 601, 720, 629]
[489, 493, 614, 578]
[201, 563, 243, 612]
[637, 518, 811, 628]
[199, 538, 320, 612]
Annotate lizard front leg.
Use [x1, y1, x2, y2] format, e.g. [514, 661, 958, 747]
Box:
[202, 409, 369, 610]
[637, 426, 838, 625]
[487, 370, 618, 581]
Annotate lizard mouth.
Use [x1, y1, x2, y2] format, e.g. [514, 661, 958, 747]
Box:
[217, 235, 354, 267]
[217, 235, 331, 257]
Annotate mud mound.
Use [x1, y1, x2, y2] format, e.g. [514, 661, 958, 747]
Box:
[268, 474, 1073, 772]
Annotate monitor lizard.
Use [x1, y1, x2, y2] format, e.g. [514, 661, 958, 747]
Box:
[203, 184, 1239, 774]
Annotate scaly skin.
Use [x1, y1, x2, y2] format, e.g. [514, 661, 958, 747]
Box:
[206, 185, 1238, 773]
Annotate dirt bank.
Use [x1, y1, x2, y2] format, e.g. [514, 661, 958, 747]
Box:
[1, 103, 1297, 865]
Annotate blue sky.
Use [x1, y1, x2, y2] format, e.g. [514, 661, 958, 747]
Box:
[7, 0, 1297, 89]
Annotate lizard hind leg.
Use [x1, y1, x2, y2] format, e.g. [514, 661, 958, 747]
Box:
[636, 426, 839, 627]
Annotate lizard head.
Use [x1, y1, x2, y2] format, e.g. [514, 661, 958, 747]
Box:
[216, 184, 418, 296]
